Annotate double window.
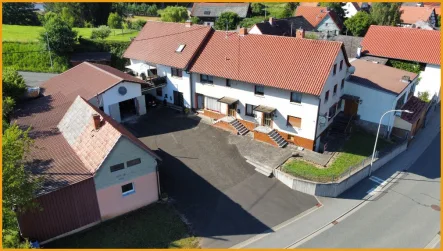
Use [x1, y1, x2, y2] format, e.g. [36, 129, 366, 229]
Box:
[245, 104, 255, 117]
[255, 85, 264, 96]
[121, 183, 135, 196]
[287, 116, 302, 128]
[290, 92, 302, 103]
[171, 68, 182, 78]
[200, 74, 213, 83]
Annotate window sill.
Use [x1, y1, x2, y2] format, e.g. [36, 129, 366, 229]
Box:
[290, 102, 302, 106]
[255, 94, 265, 98]
[122, 190, 135, 197]
[171, 76, 183, 79]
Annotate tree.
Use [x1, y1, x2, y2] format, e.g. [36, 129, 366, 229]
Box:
[91, 25, 112, 40]
[44, 3, 112, 27]
[132, 19, 147, 31]
[344, 11, 374, 37]
[108, 12, 123, 35]
[40, 14, 77, 54]
[190, 16, 200, 24]
[147, 4, 158, 16]
[214, 12, 240, 30]
[159, 6, 188, 23]
[2, 68, 26, 101]
[61, 6, 75, 27]
[251, 3, 265, 16]
[437, 15, 441, 27]
[370, 2, 402, 26]
[240, 16, 267, 28]
[319, 2, 346, 21]
[280, 3, 295, 18]
[2, 3, 40, 25]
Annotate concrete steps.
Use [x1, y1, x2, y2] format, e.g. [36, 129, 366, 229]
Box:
[230, 119, 249, 136]
[246, 159, 273, 177]
[268, 129, 288, 148]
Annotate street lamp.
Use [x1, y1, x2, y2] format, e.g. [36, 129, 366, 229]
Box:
[369, 109, 413, 176]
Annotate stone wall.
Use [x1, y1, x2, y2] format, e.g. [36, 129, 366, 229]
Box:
[355, 119, 390, 137]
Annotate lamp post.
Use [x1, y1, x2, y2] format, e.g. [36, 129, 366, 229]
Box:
[369, 109, 413, 176]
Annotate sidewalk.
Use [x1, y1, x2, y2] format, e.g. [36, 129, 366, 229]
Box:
[233, 107, 440, 248]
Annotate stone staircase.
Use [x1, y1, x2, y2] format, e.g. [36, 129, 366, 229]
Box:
[230, 119, 249, 135]
[246, 159, 273, 177]
[268, 129, 288, 148]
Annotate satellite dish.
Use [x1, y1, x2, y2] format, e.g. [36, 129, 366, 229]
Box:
[118, 86, 127, 96]
[319, 116, 327, 125]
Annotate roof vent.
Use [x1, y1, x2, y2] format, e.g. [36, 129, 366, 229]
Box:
[401, 75, 411, 83]
[176, 44, 186, 53]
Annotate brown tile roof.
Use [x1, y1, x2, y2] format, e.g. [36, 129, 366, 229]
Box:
[400, 6, 435, 24]
[294, 6, 342, 29]
[299, 2, 319, 7]
[123, 21, 212, 69]
[361, 25, 441, 65]
[401, 96, 429, 123]
[13, 63, 159, 195]
[348, 59, 418, 95]
[189, 31, 350, 96]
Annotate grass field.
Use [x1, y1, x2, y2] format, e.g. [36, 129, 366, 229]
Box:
[2, 25, 139, 42]
[45, 203, 199, 248]
[126, 15, 161, 22]
[282, 130, 392, 182]
[263, 3, 290, 18]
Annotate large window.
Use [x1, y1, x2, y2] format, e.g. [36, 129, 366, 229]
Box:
[255, 85, 264, 96]
[206, 97, 221, 112]
[127, 158, 141, 167]
[121, 183, 135, 196]
[110, 163, 124, 172]
[287, 116, 302, 128]
[200, 74, 213, 83]
[245, 104, 255, 117]
[290, 92, 302, 103]
[171, 68, 182, 78]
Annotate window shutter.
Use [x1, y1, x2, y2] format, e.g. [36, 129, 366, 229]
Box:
[287, 116, 302, 128]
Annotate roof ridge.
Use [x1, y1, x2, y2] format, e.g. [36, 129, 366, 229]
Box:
[85, 62, 123, 82]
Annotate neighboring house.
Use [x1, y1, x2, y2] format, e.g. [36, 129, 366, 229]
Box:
[70, 52, 112, 66]
[294, 6, 342, 37]
[360, 25, 441, 103]
[189, 28, 351, 151]
[331, 35, 363, 59]
[13, 64, 161, 243]
[343, 2, 361, 18]
[399, 6, 437, 27]
[123, 21, 212, 110]
[249, 16, 315, 37]
[299, 2, 320, 7]
[344, 59, 419, 137]
[190, 2, 250, 26]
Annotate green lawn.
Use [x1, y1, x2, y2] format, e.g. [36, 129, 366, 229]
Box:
[263, 3, 290, 18]
[2, 25, 139, 42]
[45, 203, 199, 248]
[282, 130, 392, 182]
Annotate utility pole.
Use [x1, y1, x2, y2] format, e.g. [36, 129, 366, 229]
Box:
[45, 32, 53, 70]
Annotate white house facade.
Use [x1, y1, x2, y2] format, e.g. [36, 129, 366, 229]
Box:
[416, 64, 441, 102]
[342, 2, 359, 18]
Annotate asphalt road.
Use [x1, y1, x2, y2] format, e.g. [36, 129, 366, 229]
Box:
[299, 133, 441, 248]
[18, 71, 58, 87]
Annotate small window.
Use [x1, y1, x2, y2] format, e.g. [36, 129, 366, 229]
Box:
[245, 104, 255, 117]
[156, 87, 162, 97]
[176, 44, 186, 53]
[339, 60, 343, 71]
[110, 163, 124, 173]
[226, 79, 231, 87]
[204, 10, 211, 15]
[341, 79, 345, 90]
[333, 84, 337, 95]
[290, 92, 302, 103]
[127, 158, 141, 167]
[333, 64, 337, 75]
[325, 90, 329, 103]
[99, 106, 104, 111]
[171, 68, 182, 78]
[121, 183, 135, 196]
[255, 85, 264, 96]
[200, 74, 213, 83]
[287, 116, 302, 128]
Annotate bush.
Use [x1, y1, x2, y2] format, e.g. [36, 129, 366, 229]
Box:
[240, 16, 267, 28]
[132, 19, 147, 31]
[40, 14, 77, 54]
[91, 25, 112, 40]
[2, 68, 26, 100]
[75, 38, 130, 70]
[159, 6, 188, 23]
[83, 20, 94, 28]
[418, 91, 430, 102]
[214, 12, 239, 30]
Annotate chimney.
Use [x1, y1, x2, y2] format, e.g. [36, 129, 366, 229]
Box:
[185, 20, 192, 27]
[269, 17, 274, 26]
[239, 27, 247, 36]
[401, 75, 411, 83]
[296, 29, 305, 38]
[92, 114, 101, 130]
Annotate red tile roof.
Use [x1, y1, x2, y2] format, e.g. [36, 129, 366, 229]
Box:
[401, 96, 429, 123]
[400, 6, 435, 24]
[123, 21, 212, 69]
[361, 25, 441, 65]
[295, 6, 342, 29]
[190, 31, 349, 96]
[299, 2, 320, 7]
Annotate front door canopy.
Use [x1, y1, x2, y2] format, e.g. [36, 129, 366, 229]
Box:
[254, 105, 276, 114]
[217, 96, 238, 105]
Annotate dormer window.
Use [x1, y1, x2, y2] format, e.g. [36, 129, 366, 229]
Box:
[176, 44, 186, 53]
[204, 10, 210, 15]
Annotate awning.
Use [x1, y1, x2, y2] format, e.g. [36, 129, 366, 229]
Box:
[125, 63, 156, 73]
[217, 96, 238, 105]
[340, 94, 360, 101]
[254, 105, 276, 114]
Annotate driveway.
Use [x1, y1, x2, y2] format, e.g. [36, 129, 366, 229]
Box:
[124, 107, 318, 248]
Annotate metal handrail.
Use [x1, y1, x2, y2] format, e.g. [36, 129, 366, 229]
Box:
[344, 114, 354, 134]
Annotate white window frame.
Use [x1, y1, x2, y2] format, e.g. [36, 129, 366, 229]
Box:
[122, 182, 135, 197]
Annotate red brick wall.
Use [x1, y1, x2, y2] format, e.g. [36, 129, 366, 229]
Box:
[239, 119, 257, 131]
[277, 131, 314, 150]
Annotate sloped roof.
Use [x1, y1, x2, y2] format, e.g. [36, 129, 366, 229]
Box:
[253, 16, 315, 36]
[400, 6, 435, 24]
[361, 25, 441, 65]
[299, 2, 319, 7]
[294, 6, 342, 29]
[123, 21, 212, 69]
[401, 96, 429, 123]
[189, 31, 350, 96]
[191, 2, 250, 18]
[331, 35, 363, 59]
[348, 59, 418, 95]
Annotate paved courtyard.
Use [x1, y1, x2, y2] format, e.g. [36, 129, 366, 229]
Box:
[123, 107, 318, 248]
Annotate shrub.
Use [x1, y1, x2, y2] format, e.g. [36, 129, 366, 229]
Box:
[91, 25, 112, 40]
[418, 91, 430, 102]
[2, 68, 26, 100]
[132, 19, 147, 31]
[159, 6, 188, 23]
[40, 14, 77, 54]
[75, 38, 130, 70]
[214, 12, 239, 30]
[240, 16, 267, 28]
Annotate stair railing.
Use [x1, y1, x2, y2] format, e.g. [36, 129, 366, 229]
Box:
[344, 114, 354, 134]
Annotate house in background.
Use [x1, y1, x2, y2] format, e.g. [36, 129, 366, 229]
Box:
[299, 2, 320, 7]
[190, 2, 250, 27]
[342, 2, 361, 18]
[249, 16, 315, 37]
[294, 6, 342, 37]
[360, 25, 441, 103]
[14, 64, 161, 243]
[399, 6, 437, 28]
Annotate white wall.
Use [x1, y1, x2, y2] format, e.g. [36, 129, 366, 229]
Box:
[343, 3, 358, 18]
[157, 64, 192, 108]
[416, 64, 441, 102]
[317, 15, 340, 35]
[192, 75, 320, 141]
[249, 25, 262, 35]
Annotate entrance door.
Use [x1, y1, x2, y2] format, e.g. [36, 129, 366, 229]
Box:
[173, 91, 184, 107]
[228, 103, 237, 117]
[263, 113, 273, 127]
[344, 99, 358, 116]
[196, 94, 204, 109]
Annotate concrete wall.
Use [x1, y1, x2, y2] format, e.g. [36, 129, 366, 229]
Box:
[416, 64, 441, 102]
[157, 64, 192, 108]
[274, 141, 408, 197]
